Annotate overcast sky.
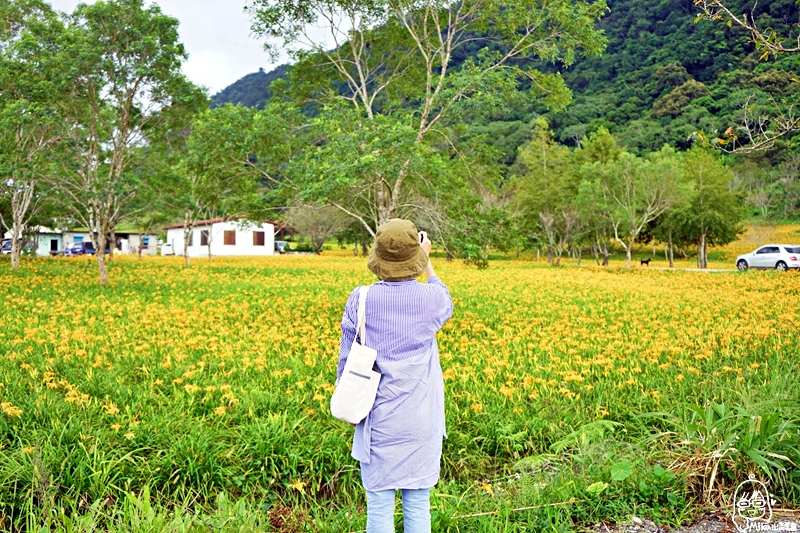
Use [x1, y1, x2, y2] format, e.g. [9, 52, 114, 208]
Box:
[48, 0, 282, 95]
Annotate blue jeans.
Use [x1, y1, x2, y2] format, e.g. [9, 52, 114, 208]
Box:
[365, 488, 431, 533]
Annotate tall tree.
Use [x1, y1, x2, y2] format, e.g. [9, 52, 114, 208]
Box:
[512, 118, 582, 265]
[247, 0, 608, 234]
[54, 0, 204, 284]
[674, 145, 745, 269]
[0, 0, 64, 269]
[573, 127, 621, 265]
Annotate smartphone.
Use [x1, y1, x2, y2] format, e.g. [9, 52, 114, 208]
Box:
[419, 231, 427, 243]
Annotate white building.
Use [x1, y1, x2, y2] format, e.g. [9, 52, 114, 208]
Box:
[163, 218, 275, 257]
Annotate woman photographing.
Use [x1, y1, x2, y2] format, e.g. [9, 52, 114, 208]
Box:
[336, 218, 454, 533]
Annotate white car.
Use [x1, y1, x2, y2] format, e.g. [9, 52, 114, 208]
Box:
[736, 244, 800, 271]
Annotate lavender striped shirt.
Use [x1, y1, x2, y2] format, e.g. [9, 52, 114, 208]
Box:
[337, 276, 453, 382]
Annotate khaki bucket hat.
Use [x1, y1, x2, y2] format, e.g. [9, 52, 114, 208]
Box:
[367, 219, 429, 281]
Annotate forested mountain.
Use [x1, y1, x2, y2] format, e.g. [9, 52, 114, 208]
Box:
[212, 0, 798, 164]
[211, 65, 288, 108]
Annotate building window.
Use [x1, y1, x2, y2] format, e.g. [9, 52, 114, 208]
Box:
[224, 230, 236, 246]
[189, 231, 194, 247]
[253, 231, 265, 246]
[200, 230, 209, 246]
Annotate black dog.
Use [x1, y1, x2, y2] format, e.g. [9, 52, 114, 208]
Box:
[640, 258, 651, 266]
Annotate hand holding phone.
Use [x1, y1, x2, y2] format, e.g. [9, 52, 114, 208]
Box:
[418, 231, 431, 256]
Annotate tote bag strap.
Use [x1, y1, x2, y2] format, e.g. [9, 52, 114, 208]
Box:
[355, 286, 369, 346]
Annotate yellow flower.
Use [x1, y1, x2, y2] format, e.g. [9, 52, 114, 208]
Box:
[111, 423, 122, 431]
[214, 406, 226, 416]
[1, 402, 22, 417]
[124, 432, 135, 440]
[479, 483, 494, 495]
[470, 403, 482, 412]
[289, 480, 306, 493]
[103, 402, 120, 416]
[23, 446, 34, 454]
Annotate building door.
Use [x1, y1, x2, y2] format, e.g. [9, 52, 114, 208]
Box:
[50, 239, 58, 252]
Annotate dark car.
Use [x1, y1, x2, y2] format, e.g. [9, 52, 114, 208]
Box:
[65, 241, 113, 256]
[1, 239, 33, 255]
[65, 242, 96, 256]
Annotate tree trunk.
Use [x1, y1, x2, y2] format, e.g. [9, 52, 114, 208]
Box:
[698, 231, 708, 269]
[625, 243, 632, 269]
[95, 232, 109, 286]
[361, 239, 368, 257]
[668, 231, 674, 269]
[183, 212, 192, 267]
[9, 222, 23, 270]
[108, 228, 116, 262]
[576, 246, 582, 266]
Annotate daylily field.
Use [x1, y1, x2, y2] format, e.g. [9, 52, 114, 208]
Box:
[1, 228, 799, 532]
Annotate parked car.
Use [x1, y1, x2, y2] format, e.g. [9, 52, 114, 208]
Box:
[1, 239, 33, 255]
[65, 241, 95, 256]
[736, 244, 800, 271]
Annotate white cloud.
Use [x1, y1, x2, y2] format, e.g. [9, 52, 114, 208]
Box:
[47, 0, 283, 95]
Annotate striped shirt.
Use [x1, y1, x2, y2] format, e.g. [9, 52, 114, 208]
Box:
[337, 276, 453, 381]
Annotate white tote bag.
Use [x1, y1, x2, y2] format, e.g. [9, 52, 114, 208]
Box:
[330, 286, 381, 425]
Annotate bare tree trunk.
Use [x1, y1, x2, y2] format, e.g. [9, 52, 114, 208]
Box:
[668, 231, 674, 269]
[576, 246, 582, 266]
[183, 211, 193, 267]
[94, 232, 109, 286]
[9, 228, 22, 270]
[108, 227, 116, 262]
[698, 231, 708, 269]
[8, 180, 35, 270]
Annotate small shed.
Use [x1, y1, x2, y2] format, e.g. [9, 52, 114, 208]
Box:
[3, 227, 63, 256]
[163, 218, 275, 257]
